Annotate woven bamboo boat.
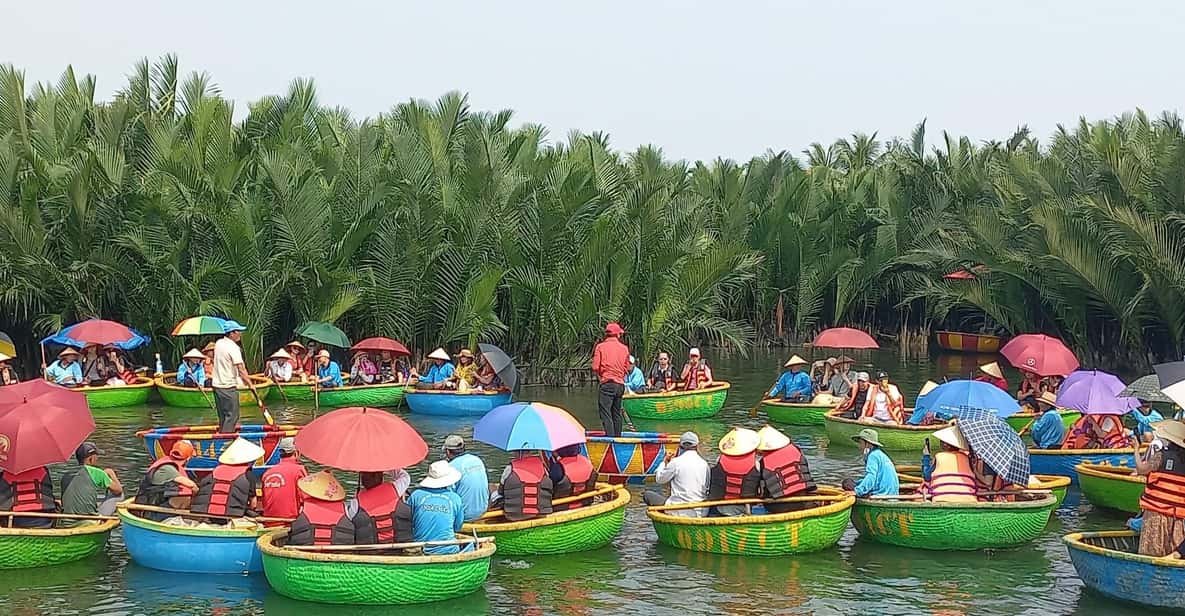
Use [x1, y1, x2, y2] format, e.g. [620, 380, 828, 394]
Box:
[117, 502, 267, 574]
[762, 399, 836, 426]
[461, 483, 628, 555]
[138, 423, 300, 476]
[77, 376, 155, 409]
[935, 330, 1004, 353]
[1028, 446, 1141, 484]
[270, 381, 406, 408]
[851, 491, 1058, 550]
[583, 431, 681, 484]
[1004, 408, 1082, 432]
[155, 373, 273, 408]
[1065, 530, 1185, 610]
[823, 409, 951, 452]
[404, 389, 511, 416]
[621, 383, 729, 419]
[647, 486, 854, 556]
[1076, 463, 1145, 513]
[0, 518, 118, 569]
[259, 531, 494, 605]
[895, 464, 1071, 509]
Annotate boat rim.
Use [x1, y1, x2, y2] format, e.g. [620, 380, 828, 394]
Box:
[646, 486, 853, 526]
[275, 380, 407, 392]
[823, 408, 951, 432]
[622, 382, 731, 400]
[1029, 446, 1144, 455]
[762, 399, 837, 409]
[403, 389, 511, 397]
[0, 517, 119, 536]
[584, 431, 680, 444]
[855, 493, 1059, 510]
[257, 529, 496, 565]
[74, 376, 155, 391]
[134, 424, 301, 439]
[1075, 462, 1146, 484]
[935, 330, 1002, 340]
[1064, 530, 1185, 567]
[155, 372, 273, 392]
[116, 501, 266, 538]
[464, 484, 629, 532]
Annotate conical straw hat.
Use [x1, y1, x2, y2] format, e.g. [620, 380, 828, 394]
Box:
[756, 425, 791, 451]
[718, 428, 760, 456]
[298, 470, 347, 502]
[269, 348, 292, 360]
[919, 380, 939, 397]
[182, 348, 205, 360]
[933, 425, 969, 451]
[980, 362, 1004, 379]
[784, 354, 808, 367]
[427, 347, 451, 361]
[218, 437, 266, 465]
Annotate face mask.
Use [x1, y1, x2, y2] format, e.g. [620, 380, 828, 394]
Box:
[862, 446, 872, 457]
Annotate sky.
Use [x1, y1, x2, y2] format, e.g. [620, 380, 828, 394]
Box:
[7, 1, 1185, 162]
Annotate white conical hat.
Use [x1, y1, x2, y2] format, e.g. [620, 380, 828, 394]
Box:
[756, 425, 791, 451]
[933, 425, 969, 451]
[784, 354, 808, 367]
[718, 428, 760, 456]
[919, 380, 939, 397]
[218, 437, 266, 465]
[427, 348, 451, 361]
[182, 348, 205, 360]
[269, 348, 292, 360]
[979, 362, 1004, 379]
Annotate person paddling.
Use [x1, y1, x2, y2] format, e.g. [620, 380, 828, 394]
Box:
[767, 355, 813, 402]
[211, 323, 262, 433]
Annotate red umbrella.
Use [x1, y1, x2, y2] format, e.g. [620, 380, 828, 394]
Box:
[812, 327, 879, 349]
[350, 337, 411, 356]
[293, 407, 427, 472]
[1000, 334, 1079, 377]
[0, 381, 95, 474]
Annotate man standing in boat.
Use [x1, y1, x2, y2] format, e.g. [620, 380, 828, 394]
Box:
[211, 322, 262, 433]
[592, 322, 630, 437]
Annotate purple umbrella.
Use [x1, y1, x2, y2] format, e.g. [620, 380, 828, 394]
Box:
[1056, 370, 1140, 415]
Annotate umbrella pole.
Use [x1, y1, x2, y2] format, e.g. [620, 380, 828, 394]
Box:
[39, 343, 46, 379]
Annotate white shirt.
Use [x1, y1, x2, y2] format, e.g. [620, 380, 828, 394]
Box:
[391, 469, 411, 497]
[654, 449, 711, 517]
[872, 391, 891, 421]
[212, 337, 244, 389]
[268, 359, 293, 383]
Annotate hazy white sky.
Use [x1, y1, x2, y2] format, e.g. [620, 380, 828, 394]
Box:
[7, 1, 1185, 161]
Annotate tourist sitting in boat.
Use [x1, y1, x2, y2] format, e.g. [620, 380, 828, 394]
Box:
[377, 351, 398, 384]
[825, 356, 856, 399]
[175, 348, 206, 387]
[301, 341, 319, 376]
[354, 471, 413, 543]
[0, 352, 18, 385]
[264, 348, 295, 383]
[60, 442, 123, 525]
[548, 444, 597, 511]
[644, 431, 710, 517]
[261, 438, 307, 526]
[0, 464, 57, 528]
[493, 450, 554, 521]
[474, 351, 503, 390]
[450, 349, 477, 390]
[348, 351, 378, 386]
[408, 461, 469, 554]
[1132, 401, 1166, 443]
[45, 347, 83, 387]
[201, 342, 216, 387]
[975, 361, 1008, 392]
[708, 428, 761, 517]
[105, 347, 137, 384]
[1134, 420, 1185, 557]
[1063, 414, 1132, 450]
[646, 352, 677, 393]
[314, 349, 343, 389]
[768, 355, 813, 402]
[134, 440, 198, 520]
[756, 426, 816, 513]
[288, 470, 377, 546]
[841, 429, 899, 497]
[1016, 369, 1041, 408]
[1030, 392, 1066, 449]
[920, 427, 977, 502]
[680, 347, 713, 391]
[80, 344, 116, 386]
[189, 437, 265, 522]
[416, 348, 455, 390]
[284, 341, 308, 381]
[443, 434, 489, 521]
[838, 372, 871, 418]
[809, 358, 836, 393]
[624, 356, 646, 394]
[861, 371, 904, 425]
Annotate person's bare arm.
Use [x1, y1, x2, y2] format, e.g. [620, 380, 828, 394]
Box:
[105, 468, 124, 496]
[236, 363, 261, 404]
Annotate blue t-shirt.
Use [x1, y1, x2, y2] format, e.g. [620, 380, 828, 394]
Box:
[46, 360, 83, 385]
[1030, 410, 1066, 449]
[420, 362, 456, 385]
[317, 361, 343, 387]
[449, 453, 490, 521]
[855, 448, 900, 497]
[624, 367, 646, 393]
[769, 370, 813, 400]
[177, 361, 205, 386]
[407, 487, 465, 554]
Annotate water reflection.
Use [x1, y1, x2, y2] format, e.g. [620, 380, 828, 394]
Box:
[122, 564, 268, 612]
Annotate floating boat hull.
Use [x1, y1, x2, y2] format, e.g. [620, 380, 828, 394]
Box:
[583, 431, 680, 484]
[851, 494, 1058, 550]
[762, 400, 835, 426]
[0, 520, 117, 569]
[118, 505, 264, 574]
[1065, 531, 1185, 610]
[278, 383, 407, 408]
[155, 373, 273, 408]
[823, 410, 951, 452]
[404, 390, 511, 416]
[78, 376, 155, 409]
[621, 383, 729, 419]
[1004, 409, 1082, 432]
[461, 485, 629, 556]
[1028, 447, 1140, 484]
[138, 424, 300, 476]
[1076, 463, 1145, 513]
[935, 331, 1004, 353]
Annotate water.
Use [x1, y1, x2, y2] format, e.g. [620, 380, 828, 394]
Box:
[12, 349, 1147, 615]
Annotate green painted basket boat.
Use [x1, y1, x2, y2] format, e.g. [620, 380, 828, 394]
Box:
[852, 492, 1058, 550]
[647, 486, 854, 556]
[259, 531, 494, 605]
[78, 376, 155, 409]
[156, 373, 273, 408]
[823, 409, 951, 452]
[270, 381, 406, 408]
[896, 464, 1071, 509]
[621, 383, 729, 420]
[462, 484, 629, 555]
[0, 519, 117, 569]
[762, 400, 836, 426]
[1005, 408, 1082, 432]
[1077, 463, 1145, 513]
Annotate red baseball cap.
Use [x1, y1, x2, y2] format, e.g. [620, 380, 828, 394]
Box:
[604, 322, 625, 336]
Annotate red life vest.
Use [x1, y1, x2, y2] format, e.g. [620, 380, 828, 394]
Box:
[683, 362, 710, 390]
[708, 452, 760, 501]
[289, 498, 357, 546]
[135, 458, 193, 508]
[552, 455, 597, 511]
[0, 468, 55, 512]
[922, 451, 978, 503]
[502, 457, 554, 521]
[1063, 416, 1129, 450]
[355, 483, 412, 543]
[1140, 445, 1185, 519]
[261, 458, 307, 525]
[190, 463, 253, 517]
[759, 445, 815, 499]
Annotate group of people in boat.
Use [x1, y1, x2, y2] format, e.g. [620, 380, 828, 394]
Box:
[257, 343, 506, 394]
[0, 442, 124, 528]
[40, 346, 138, 387]
[766, 354, 904, 423]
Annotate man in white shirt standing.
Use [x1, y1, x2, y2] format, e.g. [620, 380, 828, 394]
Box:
[643, 431, 710, 517]
[211, 321, 262, 433]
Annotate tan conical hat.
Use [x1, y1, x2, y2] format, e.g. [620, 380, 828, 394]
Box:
[0, 352, 12, 362]
[718, 428, 760, 456]
[284, 340, 306, 350]
[182, 348, 205, 360]
[933, 425, 969, 451]
[1037, 391, 1058, 407]
[297, 470, 347, 502]
[784, 354, 808, 367]
[427, 347, 451, 361]
[756, 425, 791, 451]
[919, 380, 939, 397]
[217, 437, 266, 465]
[202, 342, 216, 353]
[980, 362, 1004, 379]
[269, 348, 292, 360]
[58, 347, 80, 358]
[1153, 420, 1185, 448]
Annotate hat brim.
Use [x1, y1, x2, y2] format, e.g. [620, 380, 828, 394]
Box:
[851, 434, 882, 447]
[420, 472, 462, 489]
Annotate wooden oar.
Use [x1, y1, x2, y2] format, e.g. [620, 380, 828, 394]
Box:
[749, 373, 781, 418]
[0, 511, 118, 522]
[286, 536, 494, 553]
[649, 493, 848, 513]
[477, 484, 619, 521]
[120, 502, 294, 525]
[248, 385, 276, 426]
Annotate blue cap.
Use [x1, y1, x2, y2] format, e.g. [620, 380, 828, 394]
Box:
[223, 320, 247, 333]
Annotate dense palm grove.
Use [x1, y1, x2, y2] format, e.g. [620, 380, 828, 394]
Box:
[1, 57, 1182, 373]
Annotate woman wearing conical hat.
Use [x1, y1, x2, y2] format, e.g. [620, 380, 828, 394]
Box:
[288, 470, 378, 546]
[176, 349, 207, 388]
[974, 361, 1009, 392]
[265, 348, 295, 383]
[189, 437, 266, 521]
[416, 348, 455, 390]
[756, 426, 816, 513]
[708, 428, 762, 517]
[766, 355, 813, 402]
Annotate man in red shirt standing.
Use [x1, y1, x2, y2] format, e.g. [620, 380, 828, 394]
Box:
[261, 437, 307, 526]
[592, 322, 631, 437]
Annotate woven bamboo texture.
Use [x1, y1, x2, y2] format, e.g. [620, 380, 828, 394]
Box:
[824, 410, 949, 452]
[622, 383, 729, 419]
[1076, 463, 1145, 513]
[155, 373, 273, 407]
[462, 485, 628, 555]
[317, 384, 406, 408]
[259, 533, 494, 605]
[0, 520, 116, 569]
[762, 400, 834, 426]
[852, 494, 1057, 550]
[1004, 409, 1081, 432]
[1065, 531, 1185, 610]
[79, 377, 154, 409]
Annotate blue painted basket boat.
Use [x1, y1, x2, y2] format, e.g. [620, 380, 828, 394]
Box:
[582, 431, 681, 484]
[137, 424, 301, 477]
[1064, 530, 1185, 610]
[117, 502, 268, 574]
[404, 390, 512, 416]
[1028, 447, 1140, 484]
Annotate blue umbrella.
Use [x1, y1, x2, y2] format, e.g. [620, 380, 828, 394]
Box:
[955, 411, 1031, 487]
[916, 379, 1021, 419]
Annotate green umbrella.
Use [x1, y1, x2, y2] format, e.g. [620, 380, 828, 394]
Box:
[295, 322, 351, 348]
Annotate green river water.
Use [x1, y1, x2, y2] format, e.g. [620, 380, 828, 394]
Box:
[5, 349, 1148, 615]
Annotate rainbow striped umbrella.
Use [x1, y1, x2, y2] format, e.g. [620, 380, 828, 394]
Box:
[171, 316, 239, 336]
[474, 402, 587, 452]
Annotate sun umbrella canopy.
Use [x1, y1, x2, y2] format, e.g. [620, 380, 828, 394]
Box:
[0, 331, 15, 358]
[955, 412, 1031, 487]
[1056, 370, 1140, 415]
[296, 322, 351, 348]
[474, 402, 586, 452]
[478, 343, 517, 391]
[1155, 361, 1185, 409]
[172, 316, 236, 336]
[0, 380, 95, 474]
[1000, 334, 1079, 377]
[915, 380, 1021, 419]
[42, 318, 151, 350]
[350, 337, 410, 356]
[812, 327, 879, 349]
[1118, 375, 1173, 404]
[293, 407, 428, 472]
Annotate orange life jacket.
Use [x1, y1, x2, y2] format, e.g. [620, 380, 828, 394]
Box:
[190, 463, 253, 517]
[862, 385, 904, 423]
[355, 483, 412, 543]
[922, 451, 978, 503]
[502, 457, 554, 521]
[683, 362, 710, 390]
[708, 452, 760, 501]
[290, 498, 356, 546]
[759, 444, 815, 498]
[552, 455, 597, 511]
[0, 468, 55, 512]
[1140, 445, 1185, 519]
[1063, 415, 1129, 450]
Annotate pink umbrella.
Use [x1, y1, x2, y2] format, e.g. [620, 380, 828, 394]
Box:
[0, 381, 95, 474]
[1000, 334, 1079, 377]
[812, 327, 879, 349]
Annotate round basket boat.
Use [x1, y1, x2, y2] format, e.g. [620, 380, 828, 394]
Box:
[1076, 463, 1145, 513]
[1004, 408, 1082, 433]
[461, 483, 628, 556]
[762, 399, 836, 426]
[1065, 530, 1185, 610]
[404, 389, 511, 416]
[582, 431, 681, 484]
[155, 373, 274, 408]
[1028, 446, 1142, 484]
[621, 383, 730, 420]
[935, 330, 1004, 353]
[117, 501, 267, 574]
[259, 531, 494, 605]
[77, 376, 155, 409]
[137, 423, 300, 476]
[270, 381, 406, 408]
[823, 409, 951, 452]
[895, 464, 1071, 509]
[851, 491, 1058, 550]
[0, 518, 117, 569]
[647, 486, 854, 556]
